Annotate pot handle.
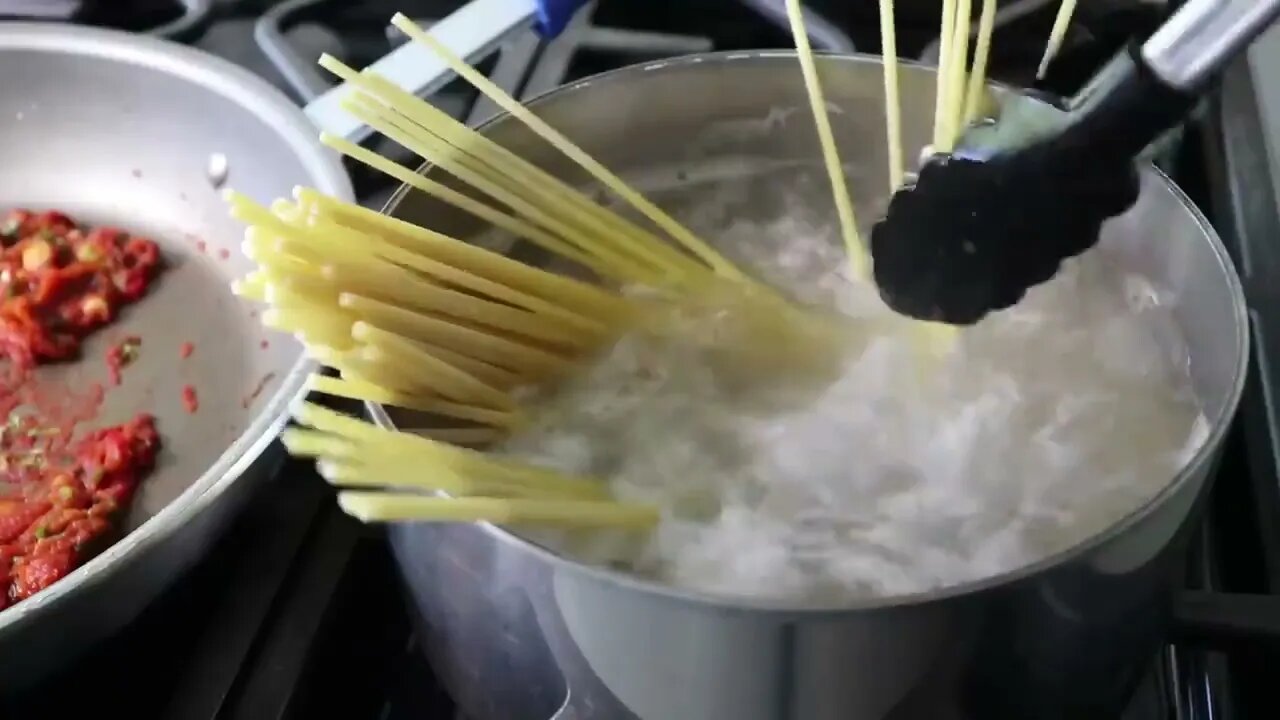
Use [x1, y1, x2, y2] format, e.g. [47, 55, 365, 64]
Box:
[255, 0, 335, 103]
[1170, 591, 1280, 650]
[146, 0, 214, 41]
[549, 692, 579, 720]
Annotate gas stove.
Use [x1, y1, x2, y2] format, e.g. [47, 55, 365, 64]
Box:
[0, 1, 1278, 718]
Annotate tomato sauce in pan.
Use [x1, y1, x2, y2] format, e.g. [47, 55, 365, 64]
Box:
[0, 414, 159, 607]
[0, 209, 164, 608]
[0, 209, 160, 364]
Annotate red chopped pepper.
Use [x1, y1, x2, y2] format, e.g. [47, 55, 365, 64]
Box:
[105, 336, 142, 386]
[181, 385, 198, 414]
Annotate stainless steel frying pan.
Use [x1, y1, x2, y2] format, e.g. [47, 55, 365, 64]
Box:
[0, 23, 351, 687]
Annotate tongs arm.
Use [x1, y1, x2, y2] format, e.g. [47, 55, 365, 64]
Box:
[1143, 0, 1280, 92]
[959, 0, 1280, 163]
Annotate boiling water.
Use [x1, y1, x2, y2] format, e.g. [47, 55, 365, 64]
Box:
[498, 169, 1208, 603]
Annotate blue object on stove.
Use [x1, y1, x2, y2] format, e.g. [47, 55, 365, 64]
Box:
[535, 0, 590, 38]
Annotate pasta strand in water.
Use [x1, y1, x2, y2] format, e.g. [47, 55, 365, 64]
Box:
[316, 58, 706, 283]
[945, 0, 974, 143]
[964, 0, 998, 124]
[934, 0, 958, 151]
[878, 0, 905, 191]
[783, 0, 867, 280]
[1037, 0, 1079, 80]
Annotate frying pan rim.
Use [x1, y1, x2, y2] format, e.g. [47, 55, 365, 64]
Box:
[368, 50, 1250, 614]
[0, 24, 353, 629]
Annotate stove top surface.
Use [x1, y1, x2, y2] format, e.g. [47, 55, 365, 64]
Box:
[1, 1, 1279, 718]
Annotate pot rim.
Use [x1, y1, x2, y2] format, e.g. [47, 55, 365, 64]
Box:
[0, 23, 352, 631]
[370, 49, 1250, 615]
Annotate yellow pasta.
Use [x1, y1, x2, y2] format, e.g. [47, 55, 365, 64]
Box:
[1037, 0, 1079, 80]
[344, 297, 571, 378]
[281, 427, 604, 501]
[390, 14, 742, 281]
[318, 134, 631, 279]
[351, 320, 516, 409]
[303, 208, 625, 332]
[297, 189, 632, 321]
[338, 492, 659, 529]
[289, 402, 612, 499]
[878, 0, 905, 191]
[261, 307, 353, 348]
[306, 374, 520, 427]
[964, 0, 998, 124]
[783, 0, 868, 280]
[934, 0, 958, 151]
[318, 56, 707, 283]
[231, 273, 267, 302]
[945, 0, 974, 144]
[407, 427, 505, 447]
[322, 258, 597, 349]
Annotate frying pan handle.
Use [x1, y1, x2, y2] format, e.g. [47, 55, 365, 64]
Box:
[146, 0, 213, 42]
[301, 0, 540, 143]
[735, 0, 856, 52]
[1170, 591, 1280, 651]
[1141, 0, 1280, 92]
[255, 0, 333, 103]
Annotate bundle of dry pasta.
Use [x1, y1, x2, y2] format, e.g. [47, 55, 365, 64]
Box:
[226, 181, 675, 527]
[283, 401, 659, 530]
[225, 14, 860, 530]
[228, 186, 628, 409]
[230, 5, 1022, 531]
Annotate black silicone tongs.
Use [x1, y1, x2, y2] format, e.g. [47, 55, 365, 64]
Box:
[870, 0, 1280, 326]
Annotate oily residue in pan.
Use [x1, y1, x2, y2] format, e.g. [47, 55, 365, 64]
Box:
[241, 373, 276, 409]
[0, 376, 107, 442]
